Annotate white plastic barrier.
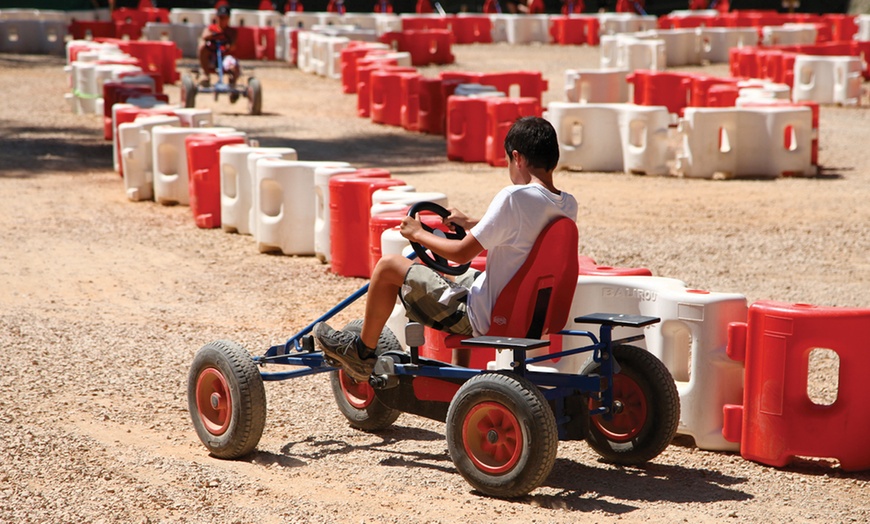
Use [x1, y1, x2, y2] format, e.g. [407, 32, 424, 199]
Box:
[598, 13, 657, 36]
[736, 79, 792, 102]
[634, 29, 702, 67]
[857, 14, 870, 41]
[142, 22, 204, 58]
[0, 19, 67, 55]
[374, 13, 402, 36]
[676, 106, 815, 179]
[152, 126, 244, 206]
[600, 34, 666, 71]
[564, 69, 629, 104]
[502, 275, 747, 451]
[314, 166, 358, 263]
[219, 145, 298, 236]
[502, 14, 551, 45]
[171, 107, 214, 128]
[342, 14, 379, 31]
[110, 101, 176, 173]
[168, 8, 212, 25]
[546, 102, 671, 175]
[284, 13, 321, 29]
[697, 27, 759, 64]
[762, 23, 817, 46]
[255, 160, 352, 255]
[119, 115, 181, 202]
[297, 31, 351, 78]
[490, 15, 508, 43]
[792, 55, 862, 105]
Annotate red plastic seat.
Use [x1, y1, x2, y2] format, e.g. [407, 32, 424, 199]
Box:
[421, 217, 579, 368]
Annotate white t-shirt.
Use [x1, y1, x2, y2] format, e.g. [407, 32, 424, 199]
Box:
[468, 183, 578, 336]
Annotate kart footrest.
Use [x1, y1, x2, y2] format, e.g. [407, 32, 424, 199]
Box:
[457, 336, 550, 351]
[573, 313, 660, 328]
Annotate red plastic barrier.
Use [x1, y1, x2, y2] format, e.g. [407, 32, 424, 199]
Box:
[111, 6, 169, 25]
[340, 43, 383, 94]
[111, 40, 180, 85]
[485, 97, 541, 167]
[446, 96, 489, 163]
[585, 17, 600, 46]
[68, 20, 116, 40]
[234, 26, 276, 61]
[379, 30, 454, 66]
[827, 13, 858, 42]
[102, 82, 154, 140]
[723, 301, 870, 471]
[729, 46, 758, 78]
[577, 256, 652, 276]
[415, 0, 434, 13]
[418, 77, 447, 135]
[401, 16, 449, 31]
[360, 64, 414, 119]
[627, 70, 693, 115]
[687, 75, 740, 108]
[707, 83, 739, 107]
[371, 70, 420, 127]
[400, 73, 421, 132]
[185, 134, 247, 228]
[329, 173, 406, 278]
[550, 16, 588, 46]
[441, 70, 548, 106]
[368, 208, 445, 274]
[449, 15, 492, 44]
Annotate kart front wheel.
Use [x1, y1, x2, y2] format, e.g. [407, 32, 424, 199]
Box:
[188, 340, 266, 459]
[246, 77, 262, 115]
[446, 372, 558, 498]
[181, 74, 197, 108]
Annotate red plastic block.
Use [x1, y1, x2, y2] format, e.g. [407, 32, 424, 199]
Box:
[485, 97, 541, 167]
[723, 301, 870, 472]
[706, 83, 739, 107]
[186, 134, 247, 229]
[627, 70, 693, 115]
[340, 43, 382, 94]
[113, 40, 180, 85]
[418, 77, 447, 135]
[446, 96, 489, 163]
[69, 20, 116, 40]
[401, 16, 449, 31]
[827, 13, 858, 42]
[329, 173, 406, 278]
[379, 29, 454, 66]
[234, 26, 276, 61]
[549, 16, 589, 46]
[368, 208, 445, 275]
[357, 59, 411, 118]
[371, 70, 420, 127]
[449, 15, 492, 44]
[400, 73, 421, 132]
[102, 82, 153, 140]
[687, 75, 739, 108]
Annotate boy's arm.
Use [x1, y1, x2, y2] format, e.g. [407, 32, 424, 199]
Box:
[400, 217, 483, 265]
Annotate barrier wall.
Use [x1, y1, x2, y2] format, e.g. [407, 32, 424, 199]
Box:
[723, 301, 870, 470]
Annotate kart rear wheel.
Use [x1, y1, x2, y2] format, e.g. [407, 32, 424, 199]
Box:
[582, 344, 679, 465]
[446, 372, 558, 498]
[188, 340, 266, 459]
[246, 76, 262, 115]
[329, 320, 401, 431]
[181, 74, 197, 108]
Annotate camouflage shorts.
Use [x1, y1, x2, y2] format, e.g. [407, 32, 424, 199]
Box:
[399, 265, 480, 335]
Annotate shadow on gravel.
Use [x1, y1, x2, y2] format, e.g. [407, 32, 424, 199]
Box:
[531, 458, 751, 514]
[253, 133, 448, 172]
[0, 125, 113, 177]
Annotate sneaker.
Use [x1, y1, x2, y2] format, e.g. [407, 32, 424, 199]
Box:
[313, 322, 376, 382]
[229, 91, 240, 103]
[199, 77, 211, 88]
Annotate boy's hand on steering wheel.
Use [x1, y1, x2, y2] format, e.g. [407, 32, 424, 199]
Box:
[399, 216, 424, 243]
[444, 208, 473, 231]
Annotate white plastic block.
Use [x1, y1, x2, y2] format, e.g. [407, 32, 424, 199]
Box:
[490, 14, 508, 43]
[762, 23, 817, 47]
[676, 106, 815, 179]
[520, 275, 747, 451]
[634, 29, 702, 67]
[601, 34, 666, 71]
[219, 145, 298, 236]
[598, 13, 656, 36]
[792, 55, 862, 106]
[171, 107, 214, 128]
[142, 22, 204, 58]
[564, 69, 629, 104]
[168, 8, 212, 25]
[856, 14, 870, 41]
[119, 115, 181, 202]
[374, 14, 402, 36]
[255, 160, 352, 256]
[284, 13, 321, 30]
[152, 126, 244, 206]
[231, 9, 282, 28]
[546, 102, 671, 175]
[697, 27, 759, 64]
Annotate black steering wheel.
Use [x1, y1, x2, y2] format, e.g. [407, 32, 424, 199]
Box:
[407, 202, 471, 276]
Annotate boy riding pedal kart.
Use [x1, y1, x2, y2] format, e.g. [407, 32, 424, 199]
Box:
[187, 117, 679, 498]
[180, 4, 263, 114]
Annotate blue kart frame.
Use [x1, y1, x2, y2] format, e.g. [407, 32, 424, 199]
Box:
[188, 212, 680, 498]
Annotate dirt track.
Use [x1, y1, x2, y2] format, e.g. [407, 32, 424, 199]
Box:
[1, 42, 869, 523]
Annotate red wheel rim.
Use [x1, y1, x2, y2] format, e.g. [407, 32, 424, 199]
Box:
[591, 374, 648, 442]
[339, 370, 374, 410]
[195, 367, 232, 436]
[462, 401, 523, 474]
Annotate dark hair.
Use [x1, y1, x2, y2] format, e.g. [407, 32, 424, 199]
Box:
[217, 5, 232, 17]
[503, 116, 559, 172]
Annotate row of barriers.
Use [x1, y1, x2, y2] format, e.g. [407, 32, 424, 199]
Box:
[58, 8, 870, 473]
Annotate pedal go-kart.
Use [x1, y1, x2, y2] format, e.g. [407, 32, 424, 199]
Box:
[180, 39, 262, 115]
[187, 202, 680, 498]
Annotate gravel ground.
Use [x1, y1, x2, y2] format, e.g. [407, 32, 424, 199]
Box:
[1, 42, 869, 524]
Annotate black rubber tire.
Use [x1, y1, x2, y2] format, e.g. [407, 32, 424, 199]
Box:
[187, 340, 266, 459]
[581, 344, 680, 465]
[328, 320, 402, 431]
[446, 372, 558, 498]
[181, 74, 197, 108]
[246, 77, 262, 115]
